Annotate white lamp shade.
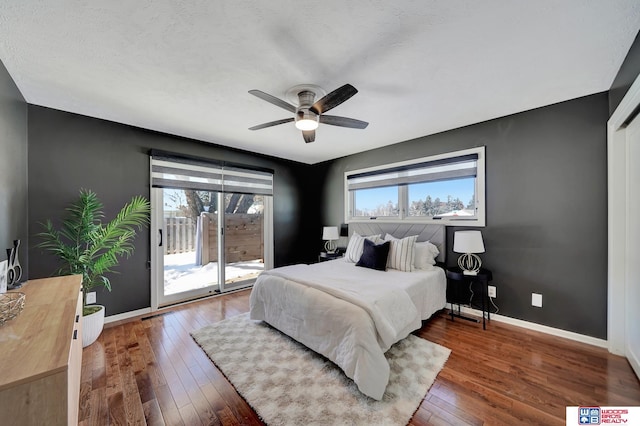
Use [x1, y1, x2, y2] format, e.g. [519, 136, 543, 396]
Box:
[322, 226, 339, 240]
[453, 230, 485, 254]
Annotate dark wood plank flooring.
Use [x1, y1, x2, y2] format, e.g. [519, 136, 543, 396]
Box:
[79, 289, 640, 425]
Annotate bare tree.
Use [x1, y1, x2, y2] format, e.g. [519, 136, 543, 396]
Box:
[236, 194, 255, 213]
[182, 191, 256, 219]
[185, 190, 205, 220]
[225, 193, 242, 214]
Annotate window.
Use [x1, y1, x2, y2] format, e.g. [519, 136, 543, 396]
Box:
[345, 147, 485, 226]
[353, 187, 399, 217]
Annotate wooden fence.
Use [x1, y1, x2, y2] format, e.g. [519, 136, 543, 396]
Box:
[200, 212, 264, 264]
[164, 217, 196, 254]
[163, 214, 264, 263]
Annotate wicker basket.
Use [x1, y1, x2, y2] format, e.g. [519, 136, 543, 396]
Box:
[0, 292, 25, 325]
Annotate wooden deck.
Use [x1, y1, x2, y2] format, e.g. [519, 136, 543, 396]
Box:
[78, 289, 640, 425]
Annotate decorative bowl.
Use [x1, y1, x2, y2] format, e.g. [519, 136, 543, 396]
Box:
[0, 292, 25, 325]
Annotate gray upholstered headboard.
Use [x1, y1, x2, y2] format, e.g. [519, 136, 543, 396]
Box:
[349, 223, 446, 263]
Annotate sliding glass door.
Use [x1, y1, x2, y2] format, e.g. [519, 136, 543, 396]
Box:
[150, 155, 273, 308]
[152, 188, 219, 306]
[221, 193, 266, 292]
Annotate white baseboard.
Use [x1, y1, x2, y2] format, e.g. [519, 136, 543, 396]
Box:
[105, 302, 608, 349]
[104, 287, 253, 325]
[105, 307, 151, 324]
[456, 305, 608, 349]
[627, 344, 640, 380]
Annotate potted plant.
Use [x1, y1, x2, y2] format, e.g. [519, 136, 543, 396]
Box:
[37, 189, 150, 347]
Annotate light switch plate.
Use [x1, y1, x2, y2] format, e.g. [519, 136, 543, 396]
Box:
[532, 293, 543, 307]
[86, 292, 97, 304]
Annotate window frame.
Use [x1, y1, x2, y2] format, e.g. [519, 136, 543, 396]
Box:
[344, 146, 486, 226]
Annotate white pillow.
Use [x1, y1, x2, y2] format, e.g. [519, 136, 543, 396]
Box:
[414, 241, 440, 269]
[345, 233, 381, 263]
[383, 234, 418, 272]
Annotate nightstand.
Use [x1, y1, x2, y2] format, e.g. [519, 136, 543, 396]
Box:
[446, 267, 493, 330]
[318, 252, 343, 262]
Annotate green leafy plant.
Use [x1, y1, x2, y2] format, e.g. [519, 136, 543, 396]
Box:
[37, 189, 150, 313]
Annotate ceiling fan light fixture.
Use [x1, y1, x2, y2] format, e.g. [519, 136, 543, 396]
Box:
[249, 84, 367, 143]
[295, 109, 319, 130]
[295, 119, 319, 131]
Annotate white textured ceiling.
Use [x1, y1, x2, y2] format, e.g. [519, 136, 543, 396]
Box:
[1, 1, 639, 164]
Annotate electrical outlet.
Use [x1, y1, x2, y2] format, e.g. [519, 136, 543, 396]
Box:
[86, 292, 97, 304]
[488, 285, 496, 298]
[532, 293, 543, 308]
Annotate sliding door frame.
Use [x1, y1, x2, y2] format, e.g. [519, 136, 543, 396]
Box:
[149, 155, 274, 311]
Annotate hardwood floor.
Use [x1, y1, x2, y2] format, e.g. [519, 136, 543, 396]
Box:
[79, 289, 640, 425]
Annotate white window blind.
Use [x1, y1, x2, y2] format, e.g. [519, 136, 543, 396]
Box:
[346, 153, 478, 191]
[150, 153, 273, 196]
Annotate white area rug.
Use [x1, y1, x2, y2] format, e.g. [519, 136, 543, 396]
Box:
[191, 313, 450, 426]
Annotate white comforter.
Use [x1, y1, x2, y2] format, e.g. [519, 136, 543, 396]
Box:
[249, 259, 446, 400]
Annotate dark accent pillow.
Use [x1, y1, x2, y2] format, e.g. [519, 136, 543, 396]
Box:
[356, 239, 390, 271]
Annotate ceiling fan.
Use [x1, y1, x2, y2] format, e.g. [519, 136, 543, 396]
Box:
[248, 83, 368, 143]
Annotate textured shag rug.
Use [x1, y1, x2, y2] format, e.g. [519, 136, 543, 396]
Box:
[191, 313, 450, 426]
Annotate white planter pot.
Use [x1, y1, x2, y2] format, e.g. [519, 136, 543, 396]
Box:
[82, 305, 105, 348]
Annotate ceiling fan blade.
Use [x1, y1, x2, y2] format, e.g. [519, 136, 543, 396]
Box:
[249, 90, 296, 113]
[302, 130, 315, 143]
[310, 84, 358, 115]
[319, 115, 369, 129]
[249, 118, 294, 130]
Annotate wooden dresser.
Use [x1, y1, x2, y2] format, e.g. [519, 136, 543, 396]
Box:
[0, 275, 83, 425]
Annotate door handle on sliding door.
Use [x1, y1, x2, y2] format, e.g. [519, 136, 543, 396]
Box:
[159, 229, 163, 247]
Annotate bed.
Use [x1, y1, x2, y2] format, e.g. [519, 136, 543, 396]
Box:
[249, 224, 447, 400]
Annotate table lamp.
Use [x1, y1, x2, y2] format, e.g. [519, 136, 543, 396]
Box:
[453, 230, 485, 275]
[322, 226, 339, 253]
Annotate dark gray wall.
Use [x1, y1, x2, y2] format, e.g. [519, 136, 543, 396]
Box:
[610, 30, 640, 115]
[27, 106, 319, 315]
[15, 31, 634, 335]
[0, 60, 28, 281]
[320, 93, 609, 339]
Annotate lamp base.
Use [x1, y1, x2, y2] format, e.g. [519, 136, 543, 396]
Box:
[458, 253, 481, 275]
[324, 240, 337, 253]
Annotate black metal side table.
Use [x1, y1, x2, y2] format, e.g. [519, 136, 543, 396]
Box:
[318, 252, 343, 262]
[446, 267, 493, 330]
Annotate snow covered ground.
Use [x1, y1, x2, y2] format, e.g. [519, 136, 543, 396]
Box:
[163, 251, 264, 295]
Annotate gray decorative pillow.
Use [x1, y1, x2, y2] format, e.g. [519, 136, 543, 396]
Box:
[345, 233, 381, 263]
